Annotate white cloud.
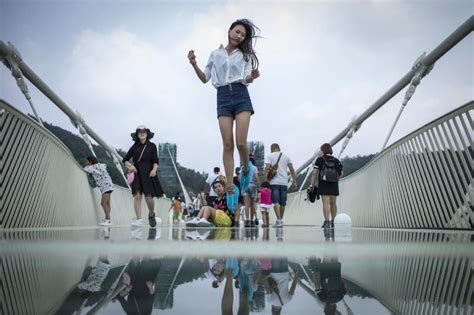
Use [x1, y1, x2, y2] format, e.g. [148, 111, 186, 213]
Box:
[2, 1, 472, 175]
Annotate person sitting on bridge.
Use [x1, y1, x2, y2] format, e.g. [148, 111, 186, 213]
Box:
[186, 176, 235, 227]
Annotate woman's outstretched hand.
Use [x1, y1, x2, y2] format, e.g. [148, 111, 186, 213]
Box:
[188, 50, 197, 65]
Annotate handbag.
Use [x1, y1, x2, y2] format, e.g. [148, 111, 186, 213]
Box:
[127, 144, 147, 185]
[267, 153, 283, 180]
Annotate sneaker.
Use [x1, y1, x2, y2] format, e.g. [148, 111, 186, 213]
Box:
[99, 220, 112, 226]
[244, 220, 251, 228]
[197, 218, 211, 227]
[185, 230, 200, 240]
[132, 219, 143, 227]
[186, 217, 200, 227]
[131, 226, 142, 239]
[102, 227, 111, 239]
[321, 221, 329, 228]
[148, 215, 157, 227]
[272, 219, 283, 228]
[234, 220, 240, 227]
[250, 220, 255, 227]
[148, 228, 157, 240]
[330, 220, 334, 229]
[254, 218, 259, 226]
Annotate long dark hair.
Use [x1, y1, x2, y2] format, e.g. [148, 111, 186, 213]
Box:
[87, 156, 99, 164]
[229, 19, 260, 69]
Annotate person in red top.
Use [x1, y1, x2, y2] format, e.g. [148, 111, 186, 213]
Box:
[258, 181, 272, 228]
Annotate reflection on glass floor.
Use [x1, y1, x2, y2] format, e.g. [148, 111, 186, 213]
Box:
[1, 227, 472, 314]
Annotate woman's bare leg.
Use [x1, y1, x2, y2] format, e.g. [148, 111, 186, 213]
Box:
[145, 196, 155, 216]
[101, 193, 111, 220]
[321, 196, 331, 221]
[219, 116, 235, 191]
[134, 193, 142, 219]
[235, 111, 251, 174]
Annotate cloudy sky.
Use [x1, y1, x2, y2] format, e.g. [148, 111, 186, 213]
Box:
[1, 0, 472, 174]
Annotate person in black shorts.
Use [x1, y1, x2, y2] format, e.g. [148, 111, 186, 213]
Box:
[309, 143, 343, 229]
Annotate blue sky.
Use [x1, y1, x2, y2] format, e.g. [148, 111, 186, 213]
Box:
[1, 0, 473, 173]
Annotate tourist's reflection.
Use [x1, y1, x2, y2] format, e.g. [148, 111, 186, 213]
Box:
[262, 257, 298, 314]
[55, 255, 112, 314]
[309, 255, 346, 315]
[117, 256, 161, 315]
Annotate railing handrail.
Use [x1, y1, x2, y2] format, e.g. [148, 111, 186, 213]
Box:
[339, 100, 473, 183]
[296, 16, 474, 175]
[1, 98, 82, 166]
[0, 40, 122, 165]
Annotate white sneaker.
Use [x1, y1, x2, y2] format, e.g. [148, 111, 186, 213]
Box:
[186, 217, 200, 227]
[99, 220, 112, 226]
[131, 226, 142, 239]
[131, 219, 143, 226]
[197, 218, 211, 227]
[272, 219, 283, 228]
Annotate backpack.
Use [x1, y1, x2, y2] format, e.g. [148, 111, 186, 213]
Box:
[320, 157, 339, 183]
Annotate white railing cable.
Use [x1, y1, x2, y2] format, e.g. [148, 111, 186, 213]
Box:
[167, 147, 192, 206]
[296, 16, 473, 176]
[1, 42, 44, 126]
[0, 41, 129, 181]
[381, 52, 435, 151]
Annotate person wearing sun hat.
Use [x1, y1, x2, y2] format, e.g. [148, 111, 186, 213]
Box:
[123, 125, 164, 227]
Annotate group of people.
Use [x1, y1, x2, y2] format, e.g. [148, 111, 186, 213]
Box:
[84, 18, 343, 230]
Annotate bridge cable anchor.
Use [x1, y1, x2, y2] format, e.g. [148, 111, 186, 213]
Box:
[1, 42, 44, 126]
[381, 52, 435, 151]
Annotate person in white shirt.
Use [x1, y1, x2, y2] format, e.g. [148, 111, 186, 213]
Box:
[204, 167, 221, 205]
[84, 156, 114, 226]
[188, 19, 261, 195]
[264, 144, 297, 227]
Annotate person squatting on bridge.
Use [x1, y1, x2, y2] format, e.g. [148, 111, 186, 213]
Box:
[309, 143, 343, 229]
[188, 19, 261, 195]
[84, 156, 114, 226]
[186, 176, 235, 228]
[123, 125, 164, 228]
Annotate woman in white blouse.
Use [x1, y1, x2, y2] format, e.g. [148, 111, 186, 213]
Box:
[187, 19, 261, 194]
[84, 156, 114, 226]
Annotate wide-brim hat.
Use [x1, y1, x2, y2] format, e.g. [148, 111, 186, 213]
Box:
[131, 125, 155, 141]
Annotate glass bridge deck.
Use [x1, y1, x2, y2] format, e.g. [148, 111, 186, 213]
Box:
[1, 226, 472, 315]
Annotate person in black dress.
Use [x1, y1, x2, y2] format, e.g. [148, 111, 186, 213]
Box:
[123, 125, 164, 227]
[309, 143, 343, 229]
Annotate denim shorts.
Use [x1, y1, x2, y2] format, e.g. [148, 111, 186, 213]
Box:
[216, 83, 254, 118]
[270, 185, 288, 206]
[242, 184, 257, 198]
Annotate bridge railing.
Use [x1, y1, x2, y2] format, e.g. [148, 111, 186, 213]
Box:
[285, 101, 473, 229]
[1, 99, 171, 228]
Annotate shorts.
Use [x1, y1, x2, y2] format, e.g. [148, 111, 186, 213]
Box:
[242, 184, 257, 198]
[270, 185, 288, 206]
[216, 83, 254, 118]
[173, 210, 180, 220]
[214, 210, 232, 227]
[259, 204, 271, 212]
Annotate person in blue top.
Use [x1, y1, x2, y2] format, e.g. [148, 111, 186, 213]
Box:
[188, 19, 261, 195]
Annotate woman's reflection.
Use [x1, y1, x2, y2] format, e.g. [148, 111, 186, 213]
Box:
[117, 256, 161, 315]
[309, 256, 346, 315]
